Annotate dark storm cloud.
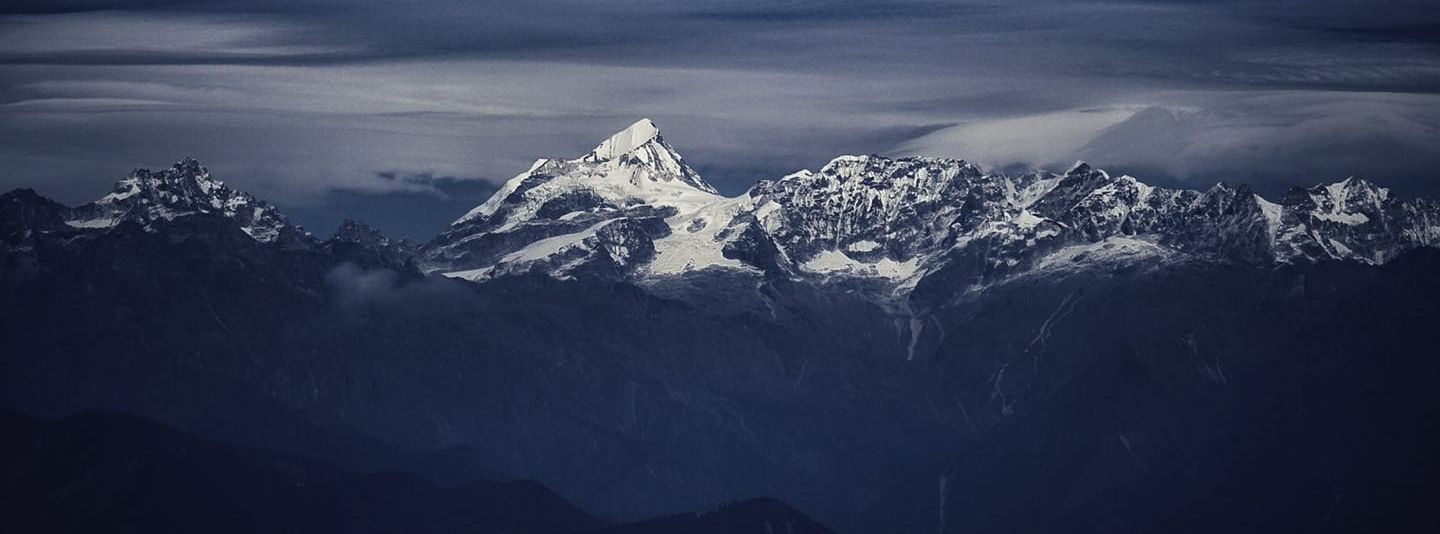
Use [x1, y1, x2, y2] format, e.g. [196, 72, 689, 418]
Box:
[2, 0, 1439, 237]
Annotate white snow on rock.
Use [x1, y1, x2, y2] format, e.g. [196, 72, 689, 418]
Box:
[802, 250, 924, 281]
[503, 220, 615, 264]
[449, 119, 719, 232]
[1028, 237, 1177, 277]
[1013, 210, 1044, 230]
[645, 196, 758, 276]
[846, 240, 882, 253]
[62, 158, 293, 243]
[64, 217, 120, 229]
[1256, 194, 1283, 239]
[428, 119, 1440, 297]
[587, 118, 661, 162]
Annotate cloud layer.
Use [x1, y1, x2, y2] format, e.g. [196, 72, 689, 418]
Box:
[2, 0, 1438, 237]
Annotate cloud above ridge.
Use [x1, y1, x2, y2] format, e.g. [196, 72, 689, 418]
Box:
[2, 0, 1439, 237]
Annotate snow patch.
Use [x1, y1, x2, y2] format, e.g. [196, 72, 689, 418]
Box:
[801, 250, 923, 280]
[1312, 211, 1369, 225]
[64, 217, 119, 229]
[502, 219, 614, 264]
[646, 197, 755, 276]
[588, 118, 660, 162]
[1013, 210, 1044, 230]
[846, 240, 882, 253]
[1256, 194, 1283, 238]
[441, 266, 495, 281]
[1030, 237, 1176, 276]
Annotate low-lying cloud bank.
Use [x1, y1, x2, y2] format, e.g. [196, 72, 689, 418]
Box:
[324, 263, 480, 317]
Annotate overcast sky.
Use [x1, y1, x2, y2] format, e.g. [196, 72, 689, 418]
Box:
[2, 0, 1439, 238]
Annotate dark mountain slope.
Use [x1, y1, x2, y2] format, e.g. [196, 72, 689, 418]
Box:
[0, 409, 601, 534]
[917, 251, 1440, 533]
[0, 198, 932, 529]
[593, 498, 834, 534]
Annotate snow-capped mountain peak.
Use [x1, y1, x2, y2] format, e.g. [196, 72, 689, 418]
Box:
[451, 119, 718, 227]
[100, 157, 216, 206]
[65, 158, 293, 243]
[418, 119, 1440, 297]
[580, 117, 717, 194]
[1324, 176, 1388, 209]
[585, 118, 661, 162]
[428, 119, 725, 277]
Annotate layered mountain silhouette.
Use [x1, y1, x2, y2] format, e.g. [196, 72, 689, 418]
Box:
[4, 120, 1440, 532]
[0, 410, 832, 533]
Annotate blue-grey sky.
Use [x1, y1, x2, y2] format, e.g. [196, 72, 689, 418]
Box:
[2, 0, 1439, 239]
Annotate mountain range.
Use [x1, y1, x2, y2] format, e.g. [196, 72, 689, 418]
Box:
[4, 119, 1440, 532]
[15, 118, 1440, 298]
[425, 119, 1438, 290]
